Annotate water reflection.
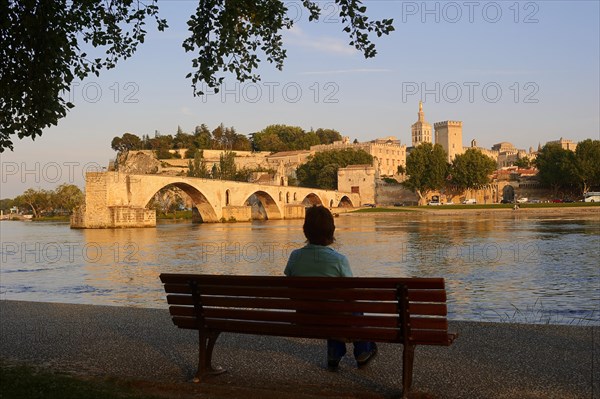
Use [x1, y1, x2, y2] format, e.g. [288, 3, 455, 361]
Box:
[1, 212, 598, 325]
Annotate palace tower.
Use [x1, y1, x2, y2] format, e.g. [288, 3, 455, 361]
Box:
[434, 120, 463, 162]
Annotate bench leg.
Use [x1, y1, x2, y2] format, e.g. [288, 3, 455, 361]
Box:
[193, 331, 226, 383]
[402, 343, 415, 399]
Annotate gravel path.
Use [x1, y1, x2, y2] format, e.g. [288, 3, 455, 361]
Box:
[1, 300, 597, 399]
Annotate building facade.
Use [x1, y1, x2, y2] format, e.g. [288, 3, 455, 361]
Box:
[546, 137, 578, 151]
[311, 136, 407, 177]
[337, 165, 376, 204]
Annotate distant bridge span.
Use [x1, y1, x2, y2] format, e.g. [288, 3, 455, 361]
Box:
[71, 172, 362, 228]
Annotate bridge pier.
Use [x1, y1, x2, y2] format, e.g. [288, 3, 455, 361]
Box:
[70, 173, 157, 228]
[222, 206, 252, 222]
[71, 205, 155, 228]
[192, 207, 202, 224]
[284, 205, 305, 219]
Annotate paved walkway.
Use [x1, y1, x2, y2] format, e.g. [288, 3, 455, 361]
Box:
[0, 301, 597, 398]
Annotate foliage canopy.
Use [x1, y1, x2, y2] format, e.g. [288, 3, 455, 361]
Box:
[449, 149, 497, 190]
[251, 125, 341, 152]
[534, 143, 577, 195]
[402, 143, 449, 203]
[573, 139, 600, 194]
[296, 148, 373, 189]
[1, 0, 167, 152]
[1, 0, 393, 152]
[12, 184, 83, 218]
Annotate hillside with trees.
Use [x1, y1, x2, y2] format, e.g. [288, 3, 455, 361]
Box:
[110, 124, 343, 160]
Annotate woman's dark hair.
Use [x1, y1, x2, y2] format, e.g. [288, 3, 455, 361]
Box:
[303, 205, 335, 246]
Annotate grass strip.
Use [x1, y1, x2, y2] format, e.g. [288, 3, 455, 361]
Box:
[408, 203, 600, 210]
[352, 207, 414, 213]
[0, 362, 162, 399]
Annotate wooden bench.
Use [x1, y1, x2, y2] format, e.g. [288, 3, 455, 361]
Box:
[160, 273, 457, 398]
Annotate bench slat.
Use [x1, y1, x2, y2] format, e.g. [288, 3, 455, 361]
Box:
[164, 284, 399, 301]
[160, 274, 446, 290]
[168, 294, 399, 314]
[199, 296, 400, 314]
[408, 289, 447, 302]
[167, 298, 448, 316]
[169, 306, 401, 328]
[164, 284, 447, 303]
[169, 308, 449, 332]
[409, 316, 448, 330]
[203, 318, 402, 342]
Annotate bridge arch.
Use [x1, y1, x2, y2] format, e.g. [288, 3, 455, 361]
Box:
[301, 193, 323, 206]
[244, 191, 283, 220]
[338, 196, 354, 207]
[143, 182, 219, 223]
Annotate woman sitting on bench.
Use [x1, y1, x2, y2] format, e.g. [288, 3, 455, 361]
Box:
[284, 205, 378, 371]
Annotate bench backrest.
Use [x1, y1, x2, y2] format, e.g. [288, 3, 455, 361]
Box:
[160, 274, 452, 346]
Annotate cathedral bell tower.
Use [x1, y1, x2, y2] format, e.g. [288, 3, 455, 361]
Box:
[411, 101, 432, 147]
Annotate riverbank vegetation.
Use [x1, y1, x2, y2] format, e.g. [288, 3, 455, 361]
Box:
[1, 184, 83, 219]
[156, 210, 193, 220]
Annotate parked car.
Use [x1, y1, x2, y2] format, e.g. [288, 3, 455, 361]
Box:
[462, 199, 477, 204]
[516, 198, 528, 203]
[393, 202, 405, 207]
[363, 203, 376, 208]
[427, 195, 441, 206]
[563, 198, 575, 203]
[444, 201, 455, 205]
[529, 199, 541, 203]
[551, 199, 563, 203]
[500, 199, 512, 204]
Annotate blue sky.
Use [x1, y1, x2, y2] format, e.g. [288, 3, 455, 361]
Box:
[1, 1, 599, 198]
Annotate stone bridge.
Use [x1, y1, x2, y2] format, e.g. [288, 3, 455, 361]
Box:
[71, 172, 362, 228]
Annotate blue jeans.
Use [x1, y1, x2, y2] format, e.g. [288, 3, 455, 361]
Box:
[327, 339, 375, 360]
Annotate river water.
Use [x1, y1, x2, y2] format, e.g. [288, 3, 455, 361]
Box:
[1, 211, 598, 325]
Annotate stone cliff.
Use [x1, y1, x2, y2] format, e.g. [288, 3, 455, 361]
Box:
[116, 151, 162, 174]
